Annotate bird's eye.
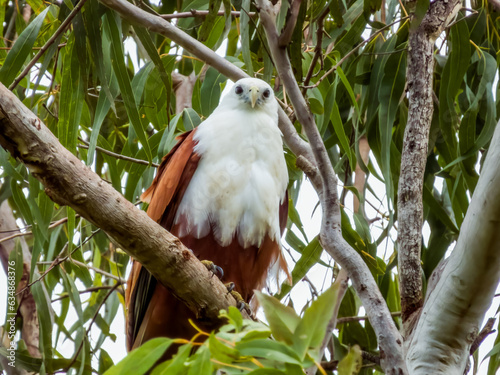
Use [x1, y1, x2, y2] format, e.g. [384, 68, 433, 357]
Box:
[263, 89, 271, 99]
[235, 86, 243, 95]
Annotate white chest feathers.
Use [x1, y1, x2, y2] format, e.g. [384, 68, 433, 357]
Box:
[174, 106, 288, 248]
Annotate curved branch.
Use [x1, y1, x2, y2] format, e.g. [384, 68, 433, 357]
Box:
[255, 1, 407, 373]
[0, 82, 246, 323]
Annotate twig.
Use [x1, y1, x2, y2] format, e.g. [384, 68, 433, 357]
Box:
[302, 17, 409, 89]
[160, 10, 257, 20]
[51, 282, 125, 302]
[337, 311, 401, 324]
[78, 138, 159, 167]
[302, 275, 319, 298]
[0, 216, 69, 244]
[362, 351, 381, 366]
[64, 282, 121, 372]
[9, 0, 89, 90]
[302, 6, 329, 92]
[38, 258, 123, 281]
[0, 43, 66, 50]
[469, 318, 496, 355]
[16, 228, 101, 295]
[278, 0, 302, 47]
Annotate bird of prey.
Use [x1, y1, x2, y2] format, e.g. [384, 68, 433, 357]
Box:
[125, 77, 290, 351]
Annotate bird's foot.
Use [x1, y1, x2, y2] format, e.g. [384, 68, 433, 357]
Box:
[201, 260, 224, 280]
[225, 282, 251, 314]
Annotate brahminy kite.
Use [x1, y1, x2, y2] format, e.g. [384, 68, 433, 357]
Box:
[125, 77, 289, 350]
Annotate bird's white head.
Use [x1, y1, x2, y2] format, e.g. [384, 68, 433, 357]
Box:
[222, 78, 278, 115]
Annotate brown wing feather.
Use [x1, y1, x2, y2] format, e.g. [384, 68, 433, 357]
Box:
[140, 130, 197, 221]
[126, 130, 200, 350]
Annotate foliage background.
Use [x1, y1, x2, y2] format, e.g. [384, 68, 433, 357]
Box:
[0, 0, 499, 373]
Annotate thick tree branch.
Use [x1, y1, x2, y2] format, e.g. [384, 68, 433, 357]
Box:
[97, 0, 319, 187]
[0, 83, 247, 324]
[256, 1, 407, 373]
[397, 0, 462, 328]
[406, 121, 500, 373]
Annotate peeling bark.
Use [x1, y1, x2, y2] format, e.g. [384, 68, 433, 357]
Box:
[406, 120, 500, 373]
[398, 0, 462, 329]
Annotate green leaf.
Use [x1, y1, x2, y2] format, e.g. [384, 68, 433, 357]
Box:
[208, 332, 240, 363]
[200, 67, 227, 117]
[187, 345, 212, 375]
[182, 108, 202, 131]
[151, 343, 192, 375]
[329, 0, 344, 26]
[104, 338, 172, 375]
[308, 97, 324, 115]
[103, 10, 152, 162]
[331, 93, 356, 169]
[134, 26, 172, 117]
[255, 291, 300, 345]
[377, 48, 406, 212]
[220, 306, 244, 332]
[236, 339, 303, 365]
[276, 236, 323, 299]
[338, 345, 362, 375]
[240, 0, 253, 75]
[0, 6, 51, 87]
[58, 35, 85, 154]
[411, 0, 430, 30]
[438, 17, 470, 152]
[292, 282, 340, 360]
[198, 0, 222, 42]
[248, 370, 288, 375]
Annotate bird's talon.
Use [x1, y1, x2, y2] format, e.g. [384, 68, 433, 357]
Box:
[225, 282, 235, 293]
[201, 260, 224, 279]
[229, 290, 251, 314]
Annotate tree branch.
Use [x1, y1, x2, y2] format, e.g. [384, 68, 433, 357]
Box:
[77, 139, 159, 168]
[255, 1, 407, 373]
[397, 0, 461, 329]
[172, 71, 197, 114]
[160, 10, 257, 20]
[278, 0, 302, 47]
[302, 6, 329, 91]
[406, 121, 500, 374]
[0, 82, 248, 323]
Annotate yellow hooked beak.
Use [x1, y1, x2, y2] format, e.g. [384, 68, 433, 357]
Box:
[249, 86, 259, 108]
